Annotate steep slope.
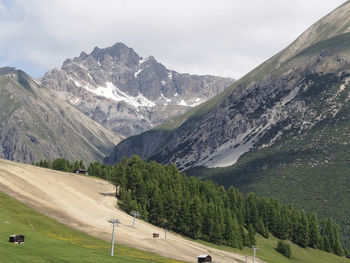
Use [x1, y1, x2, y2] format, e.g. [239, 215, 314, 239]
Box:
[0, 159, 261, 263]
[106, 1, 350, 169]
[41, 42, 233, 136]
[105, 1, 350, 247]
[0, 67, 122, 164]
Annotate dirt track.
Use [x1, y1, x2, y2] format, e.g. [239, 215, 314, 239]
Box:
[0, 159, 264, 263]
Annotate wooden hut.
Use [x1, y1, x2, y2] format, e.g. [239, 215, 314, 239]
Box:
[198, 254, 212, 263]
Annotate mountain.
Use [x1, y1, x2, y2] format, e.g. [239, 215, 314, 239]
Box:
[105, 1, 350, 247]
[106, 1, 350, 168]
[41, 42, 233, 137]
[0, 67, 123, 164]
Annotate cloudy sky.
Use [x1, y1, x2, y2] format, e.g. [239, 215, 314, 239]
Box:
[0, 0, 347, 79]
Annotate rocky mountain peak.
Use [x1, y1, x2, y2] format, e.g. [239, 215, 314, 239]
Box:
[79, 51, 88, 60]
[41, 42, 233, 136]
[89, 42, 140, 67]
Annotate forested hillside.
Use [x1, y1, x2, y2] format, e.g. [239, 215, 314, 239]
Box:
[36, 156, 346, 257]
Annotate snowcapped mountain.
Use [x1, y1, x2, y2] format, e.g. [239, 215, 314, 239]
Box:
[41, 43, 233, 136]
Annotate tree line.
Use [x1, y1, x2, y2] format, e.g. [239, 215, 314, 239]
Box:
[35, 158, 85, 172]
[35, 156, 345, 256]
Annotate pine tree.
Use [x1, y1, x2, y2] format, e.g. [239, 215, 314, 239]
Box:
[324, 236, 331, 252]
[189, 196, 203, 239]
[248, 224, 256, 246]
[245, 193, 259, 228]
[308, 213, 320, 248]
[293, 212, 309, 248]
[332, 223, 343, 256]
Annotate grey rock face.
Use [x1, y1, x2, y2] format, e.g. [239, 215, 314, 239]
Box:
[41, 42, 233, 137]
[0, 67, 123, 164]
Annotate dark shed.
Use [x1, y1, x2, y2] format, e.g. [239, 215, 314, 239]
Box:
[9, 235, 25, 243]
[73, 169, 88, 175]
[198, 254, 212, 263]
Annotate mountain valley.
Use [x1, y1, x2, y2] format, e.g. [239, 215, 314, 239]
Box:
[105, 0, 350, 247]
[2, 0, 350, 260]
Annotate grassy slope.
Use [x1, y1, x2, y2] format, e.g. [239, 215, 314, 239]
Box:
[1, 188, 348, 263]
[193, 234, 350, 263]
[0, 191, 184, 263]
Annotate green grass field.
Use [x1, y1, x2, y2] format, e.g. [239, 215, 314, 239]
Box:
[192, 234, 350, 263]
[0, 191, 184, 263]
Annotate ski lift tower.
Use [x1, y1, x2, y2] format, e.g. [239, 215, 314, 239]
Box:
[252, 245, 259, 263]
[131, 211, 140, 228]
[108, 218, 120, 256]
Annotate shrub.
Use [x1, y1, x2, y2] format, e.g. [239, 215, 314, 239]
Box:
[276, 240, 291, 258]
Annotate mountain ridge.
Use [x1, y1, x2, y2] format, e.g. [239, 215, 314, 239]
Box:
[0, 67, 123, 164]
[106, 1, 350, 169]
[41, 42, 233, 136]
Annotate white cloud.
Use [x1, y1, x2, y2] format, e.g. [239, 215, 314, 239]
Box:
[0, 0, 347, 78]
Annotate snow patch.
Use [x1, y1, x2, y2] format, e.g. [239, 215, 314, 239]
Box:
[178, 98, 204, 107]
[74, 80, 82, 87]
[189, 98, 204, 107]
[178, 100, 187, 106]
[159, 92, 171, 105]
[84, 81, 155, 108]
[134, 69, 143, 78]
[161, 81, 166, 86]
[168, 72, 173, 80]
[79, 63, 88, 71]
[139, 57, 150, 65]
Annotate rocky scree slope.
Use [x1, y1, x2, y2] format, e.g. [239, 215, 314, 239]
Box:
[0, 67, 122, 164]
[41, 42, 233, 137]
[105, 1, 350, 170]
